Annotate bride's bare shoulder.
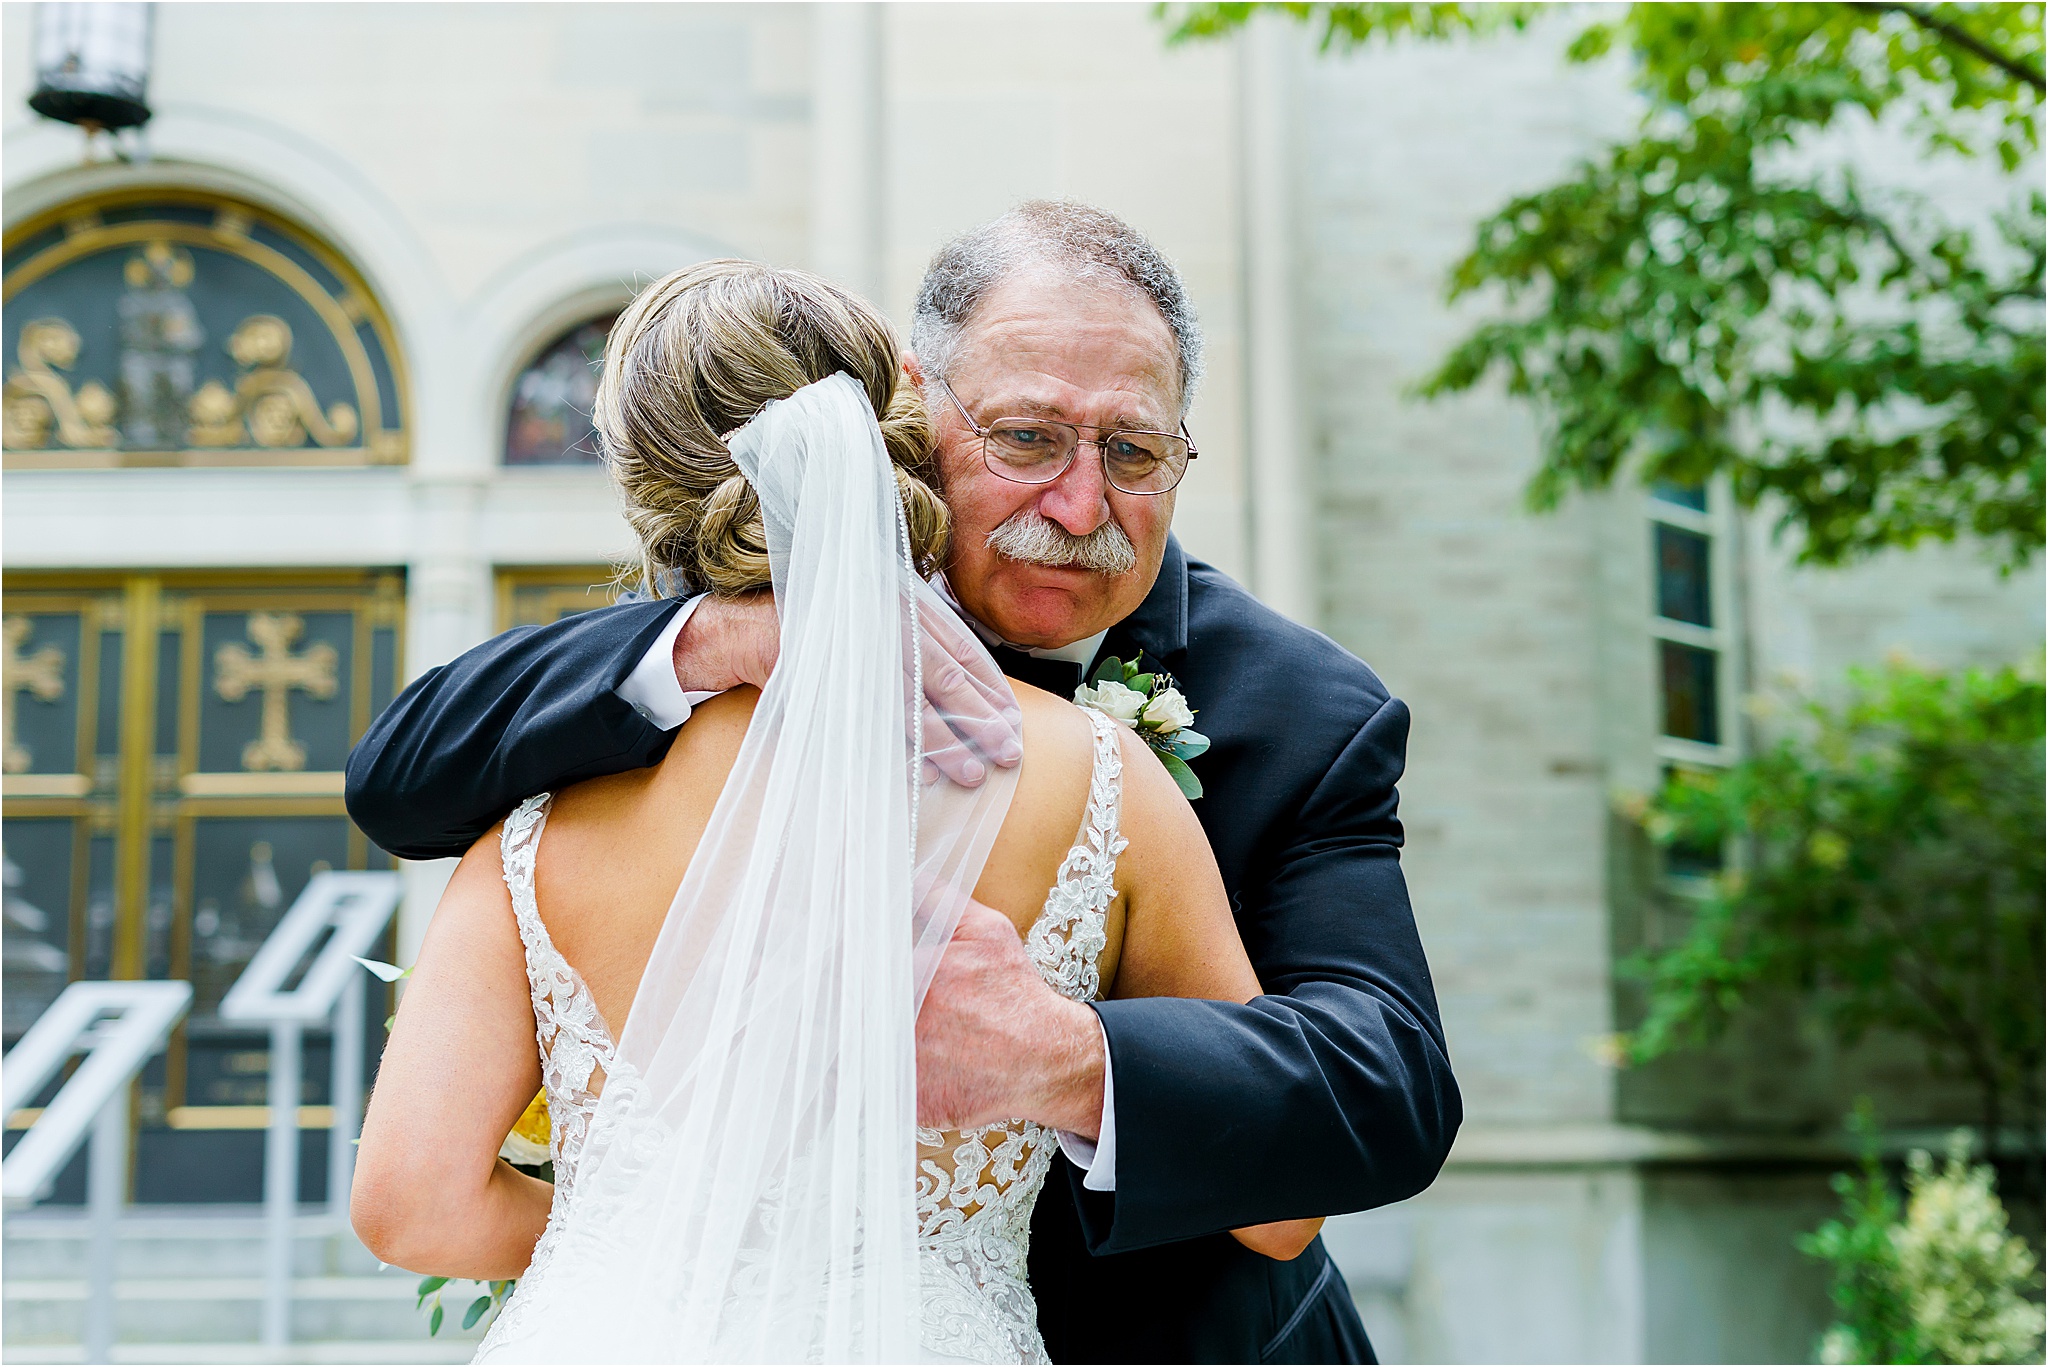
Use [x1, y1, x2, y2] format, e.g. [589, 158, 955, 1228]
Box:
[1008, 683, 1097, 806]
[971, 684, 1096, 927]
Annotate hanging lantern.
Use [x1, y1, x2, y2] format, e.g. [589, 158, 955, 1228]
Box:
[29, 2, 153, 131]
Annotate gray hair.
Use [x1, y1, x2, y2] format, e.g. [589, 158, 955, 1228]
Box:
[910, 200, 1204, 416]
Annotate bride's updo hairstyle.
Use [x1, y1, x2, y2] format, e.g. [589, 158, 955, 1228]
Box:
[594, 259, 947, 596]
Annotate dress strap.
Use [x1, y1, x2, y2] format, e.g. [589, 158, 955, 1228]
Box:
[499, 793, 556, 963]
[1024, 711, 1129, 1003]
[1079, 710, 1126, 857]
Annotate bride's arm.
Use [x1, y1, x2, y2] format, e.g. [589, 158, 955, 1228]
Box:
[351, 828, 552, 1279]
[1106, 727, 1326, 1262]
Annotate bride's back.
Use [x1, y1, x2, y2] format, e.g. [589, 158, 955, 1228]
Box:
[527, 681, 1117, 1040]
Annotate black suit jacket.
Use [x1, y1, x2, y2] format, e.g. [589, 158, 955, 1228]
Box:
[346, 536, 1461, 1363]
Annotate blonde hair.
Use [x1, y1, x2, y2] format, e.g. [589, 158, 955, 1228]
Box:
[594, 259, 947, 596]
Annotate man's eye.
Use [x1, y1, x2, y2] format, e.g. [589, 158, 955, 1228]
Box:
[995, 425, 1058, 452]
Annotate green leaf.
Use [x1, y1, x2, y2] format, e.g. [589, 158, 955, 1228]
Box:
[428, 1302, 444, 1336]
[463, 1295, 493, 1330]
[1167, 729, 1211, 761]
[1091, 656, 1126, 684]
[1156, 749, 1203, 800]
[417, 1275, 448, 1299]
[1127, 672, 1156, 694]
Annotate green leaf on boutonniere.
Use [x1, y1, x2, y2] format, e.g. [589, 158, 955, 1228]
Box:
[1166, 729, 1210, 762]
[1092, 656, 1125, 684]
[1127, 672, 1156, 694]
[1156, 749, 1203, 799]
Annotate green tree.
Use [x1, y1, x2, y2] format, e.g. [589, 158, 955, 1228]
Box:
[1630, 663, 2045, 1155]
[1164, 3, 2045, 568]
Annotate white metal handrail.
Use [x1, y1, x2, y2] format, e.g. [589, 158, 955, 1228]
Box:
[219, 869, 403, 1352]
[1, 979, 192, 1363]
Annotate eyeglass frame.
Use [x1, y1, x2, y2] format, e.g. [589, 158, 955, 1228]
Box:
[933, 374, 1198, 496]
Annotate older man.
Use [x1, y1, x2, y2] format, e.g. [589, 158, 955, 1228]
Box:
[346, 201, 1459, 1363]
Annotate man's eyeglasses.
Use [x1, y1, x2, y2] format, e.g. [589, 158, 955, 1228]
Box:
[935, 375, 1197, 496]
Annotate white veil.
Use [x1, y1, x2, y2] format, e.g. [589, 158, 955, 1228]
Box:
[481, 373, 1019, 1362]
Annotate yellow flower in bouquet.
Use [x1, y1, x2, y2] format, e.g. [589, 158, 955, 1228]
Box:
[498, 1088, 550, 1167]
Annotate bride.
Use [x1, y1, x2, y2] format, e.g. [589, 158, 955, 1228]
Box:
[349, 260, 1318, 1363]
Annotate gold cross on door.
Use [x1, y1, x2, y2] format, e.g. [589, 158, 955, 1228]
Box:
[3, 616, 67, 773]
[213, 612, 338, 771]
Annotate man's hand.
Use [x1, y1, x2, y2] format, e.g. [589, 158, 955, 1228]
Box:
[915, 600, 1023, 786]
[916, 900, 1105, 1137]
[672, 593, 780, 693]
[674, 593, 1024, 787]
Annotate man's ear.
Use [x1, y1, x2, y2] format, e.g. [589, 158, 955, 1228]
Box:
[902, 352, 927, 389]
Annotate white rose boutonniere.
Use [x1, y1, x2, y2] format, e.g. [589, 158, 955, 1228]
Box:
[1073, 656, 1211, 799]
[1141, 687, 1195, 733]
[1073, 678, 1148, 725]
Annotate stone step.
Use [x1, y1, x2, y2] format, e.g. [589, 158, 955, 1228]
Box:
[2, 1274, 484, 1346]
[2, 1206, 490, 1354]
[5, 1219, 381, 1280]
[0, 1339, 479, 1364]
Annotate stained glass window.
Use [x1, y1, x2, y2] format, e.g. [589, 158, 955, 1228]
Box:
[504, 314, 616, 465]
[2, 193, 409, 468]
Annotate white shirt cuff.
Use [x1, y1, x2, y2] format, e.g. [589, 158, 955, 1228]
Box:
[1056, 1015, 1116, 1192]
[615, 595, 719, 730]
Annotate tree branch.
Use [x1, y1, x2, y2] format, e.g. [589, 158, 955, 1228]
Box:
[1855, 2, 2047, 91]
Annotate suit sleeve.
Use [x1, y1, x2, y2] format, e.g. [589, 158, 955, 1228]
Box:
[1075, 696, 1462, 1252]
[344, 599, 686, 861]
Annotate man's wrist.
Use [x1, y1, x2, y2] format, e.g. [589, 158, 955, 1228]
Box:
[1030, 997, 1106, 1140]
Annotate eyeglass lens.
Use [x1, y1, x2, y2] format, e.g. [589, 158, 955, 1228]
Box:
[984, 419, 1189, 494]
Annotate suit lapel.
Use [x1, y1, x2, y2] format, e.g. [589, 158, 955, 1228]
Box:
[1096, 534, 1190, 675]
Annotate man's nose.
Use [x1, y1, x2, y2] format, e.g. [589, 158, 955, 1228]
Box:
[1035, 444, 1112, 537]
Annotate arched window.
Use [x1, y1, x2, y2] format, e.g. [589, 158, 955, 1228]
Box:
[504, 314, 616, 465]
[2, 190, 408, 467]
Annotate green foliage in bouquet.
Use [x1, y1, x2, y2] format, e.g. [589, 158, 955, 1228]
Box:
[1626, 663, 2045, 1153]
[1803, 1109, 2045, 1364]
[417, 1275, 514, 1337]
[1163, 2, 2046, 569]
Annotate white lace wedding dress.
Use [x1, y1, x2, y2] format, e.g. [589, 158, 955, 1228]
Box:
[476, 707, 1127, 1365]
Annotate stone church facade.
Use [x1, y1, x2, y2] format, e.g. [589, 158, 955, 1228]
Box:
[2, 5, 2038, 1361]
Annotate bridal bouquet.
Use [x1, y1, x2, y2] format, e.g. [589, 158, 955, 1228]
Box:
[1073, 656, 1210, 798]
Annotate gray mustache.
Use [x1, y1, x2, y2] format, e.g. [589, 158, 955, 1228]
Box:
[985, 508, 1137, 575]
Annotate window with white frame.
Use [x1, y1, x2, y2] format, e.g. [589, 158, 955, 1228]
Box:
[1648, 481, 1729, 759]
[1648, 480, 1734, 877]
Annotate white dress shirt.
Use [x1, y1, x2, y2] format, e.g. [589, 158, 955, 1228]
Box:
[614, 593, 1120, 1191]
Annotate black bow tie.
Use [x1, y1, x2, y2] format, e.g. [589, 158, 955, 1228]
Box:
[990, 647, 1084, 698]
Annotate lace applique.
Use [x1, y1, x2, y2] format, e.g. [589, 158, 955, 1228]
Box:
[914, 709, 1126, 1364]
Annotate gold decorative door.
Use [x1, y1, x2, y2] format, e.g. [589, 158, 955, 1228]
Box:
[1, 570, 403, 1201]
